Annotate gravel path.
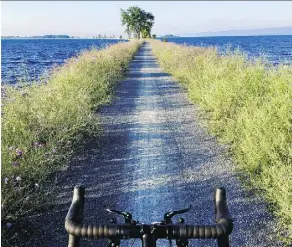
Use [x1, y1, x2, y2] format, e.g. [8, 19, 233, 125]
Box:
[26, 42, 282, 247]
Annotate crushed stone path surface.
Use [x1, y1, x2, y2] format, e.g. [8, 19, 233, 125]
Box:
[27, 43, 281, 247]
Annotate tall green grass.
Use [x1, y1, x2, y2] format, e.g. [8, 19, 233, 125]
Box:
[1, 41, 142, 228]
[149, 40, 292, 244]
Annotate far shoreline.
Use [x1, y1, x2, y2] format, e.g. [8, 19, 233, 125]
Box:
[1, 37, 128, 40]
[2, 34, 292, 40]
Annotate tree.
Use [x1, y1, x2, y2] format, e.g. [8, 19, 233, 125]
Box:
[141, 29, 150, 39]
[152, 34, 157, 39]
[141, 11, 155, 38]
[120, 6, 155, 39]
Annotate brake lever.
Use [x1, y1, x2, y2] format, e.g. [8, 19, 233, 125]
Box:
[105, 208, 133, 224]
[163, 205, 192, 224]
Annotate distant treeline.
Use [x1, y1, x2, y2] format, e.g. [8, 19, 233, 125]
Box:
[2, 35, 124, 39]
[2, 35, 71, 39]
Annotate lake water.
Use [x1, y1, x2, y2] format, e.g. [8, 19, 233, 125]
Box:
[1, 39, 127, 84]
[1, 36, 292, 85]
[162, 35, 292, 65]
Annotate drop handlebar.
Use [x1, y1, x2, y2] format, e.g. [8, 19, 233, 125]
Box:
[65, 186, 233, 247]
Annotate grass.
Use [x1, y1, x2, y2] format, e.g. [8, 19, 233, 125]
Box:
[149, 40, 292, 244]
[1, 40, 143, 242]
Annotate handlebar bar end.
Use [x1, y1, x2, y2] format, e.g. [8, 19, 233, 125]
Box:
[214, 187, 233, 222]
[73, 185, 85, 199]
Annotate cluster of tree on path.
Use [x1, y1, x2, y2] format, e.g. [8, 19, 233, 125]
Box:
[121, 6, 156, 39]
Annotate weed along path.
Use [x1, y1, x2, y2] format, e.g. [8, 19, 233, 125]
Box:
[27, 42, 281, 247]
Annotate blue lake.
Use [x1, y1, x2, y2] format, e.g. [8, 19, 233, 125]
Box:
[1, 39, 127, 84]
[1, 36, 292, 85]
[161, 35, 292, 65]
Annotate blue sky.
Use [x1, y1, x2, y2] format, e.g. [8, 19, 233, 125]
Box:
[2, 1, 292, 37]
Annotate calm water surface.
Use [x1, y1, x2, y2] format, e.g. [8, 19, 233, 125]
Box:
[1, 39, 127, 84]
[2, 36, 292, 85]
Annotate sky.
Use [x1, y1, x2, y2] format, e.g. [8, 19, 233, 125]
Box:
[1, 1, 292, 37]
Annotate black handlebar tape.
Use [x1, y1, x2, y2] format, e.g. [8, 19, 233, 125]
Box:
[65, 185, 85, 223]
[178, 221, 232, 239]
[65, 222, 233, 239]
[65, 223, 142, 238]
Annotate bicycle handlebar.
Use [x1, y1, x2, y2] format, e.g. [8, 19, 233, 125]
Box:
[65, 220, 232, 239]
[65, 186, 233, 241]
